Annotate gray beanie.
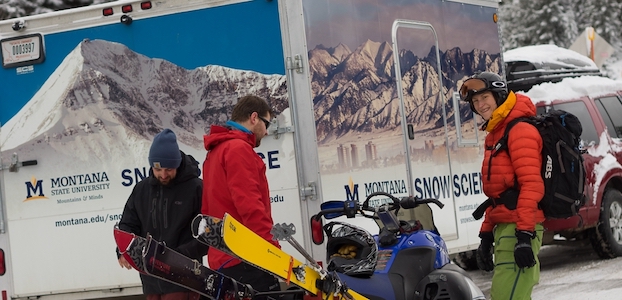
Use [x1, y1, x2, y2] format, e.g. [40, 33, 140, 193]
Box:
[148, 129, 182, 169]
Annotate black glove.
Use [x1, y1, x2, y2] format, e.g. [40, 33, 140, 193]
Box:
[514, 230, 536, 269]
[476, 231, 494, 271]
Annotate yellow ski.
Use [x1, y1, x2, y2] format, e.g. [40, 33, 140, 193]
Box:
[221, 214, 368, 300]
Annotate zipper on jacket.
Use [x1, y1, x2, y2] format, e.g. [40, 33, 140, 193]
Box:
[151, 194, 157, 229]
[163, 197, 168, 229]
[157, 185, 163, 238]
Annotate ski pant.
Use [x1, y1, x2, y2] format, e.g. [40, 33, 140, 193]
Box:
[220, 262, 281, 300]
[490, 223, 544, 300]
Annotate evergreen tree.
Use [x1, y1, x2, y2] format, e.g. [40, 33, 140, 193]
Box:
[517, 0, 578, 48]
[0, 0, 53, 20]
[0, 0, 111, 20]
[500, 0, 622, 51]
[498, 0, 527, 51]
[577, 0, 622, 48]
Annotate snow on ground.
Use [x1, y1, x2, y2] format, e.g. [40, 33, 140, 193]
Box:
[467, 240, 622, 300]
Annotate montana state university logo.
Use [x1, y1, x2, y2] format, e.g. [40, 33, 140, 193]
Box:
[24, 176, 48, 201]
[344, 177, 359, 202]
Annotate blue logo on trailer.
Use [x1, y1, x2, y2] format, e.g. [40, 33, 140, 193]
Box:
[24, 177, 48, 201]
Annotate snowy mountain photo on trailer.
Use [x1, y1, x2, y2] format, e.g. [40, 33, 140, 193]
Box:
[0, 39, 289, 170]
[311, 39, 501, 146]
[309, 39, 499, 173]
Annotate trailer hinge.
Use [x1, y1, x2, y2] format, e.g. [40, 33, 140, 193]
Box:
[300, 181, 317, 200]
[0, 153, 37, 172]
[268, 118, 294, 139]
[286, 55, 303, 74]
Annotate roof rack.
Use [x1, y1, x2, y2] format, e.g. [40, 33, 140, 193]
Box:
[506, 60, 603, 92]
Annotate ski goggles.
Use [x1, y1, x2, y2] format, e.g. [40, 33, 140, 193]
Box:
[459, 78, 506, 102]
[459, 78, 488, 102]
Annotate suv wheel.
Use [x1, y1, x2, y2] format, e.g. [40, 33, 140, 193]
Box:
[589, 189, 622, 258]
[452, 250, 479, 270]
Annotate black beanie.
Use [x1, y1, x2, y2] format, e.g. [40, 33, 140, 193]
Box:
[148, 129, 182, 169]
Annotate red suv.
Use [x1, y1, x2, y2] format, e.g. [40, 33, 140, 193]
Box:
[524, 75, 622, 258]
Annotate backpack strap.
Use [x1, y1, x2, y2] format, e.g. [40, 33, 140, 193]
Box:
[472, 198, 492, 220]
[472, 188, 520, 220]
[485, 117, 530, 181]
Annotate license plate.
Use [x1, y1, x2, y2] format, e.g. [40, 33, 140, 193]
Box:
[1, 33, 45, 68]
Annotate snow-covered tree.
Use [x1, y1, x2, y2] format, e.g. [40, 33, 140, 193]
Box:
[498, 0, 527, 51]
[0, 0, 53, 20]
[509, 0, 578, 48]
[577, 0, 622, 49]
[498, 0, 621, 51]
[0, 0, 112, 20]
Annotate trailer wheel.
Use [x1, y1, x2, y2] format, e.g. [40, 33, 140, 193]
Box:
[589, 189, 622, 258]
[452, 250, 478, 270]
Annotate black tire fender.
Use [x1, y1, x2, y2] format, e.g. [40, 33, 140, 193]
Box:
[452, 250, 479, 271]
[414, 268, 479, 300]
[589, 189, 622, 258]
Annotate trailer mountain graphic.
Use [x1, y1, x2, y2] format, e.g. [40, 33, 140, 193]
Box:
[0, 38, 499, 166]
[309, 40, 501, 144]
[0, 39, 288, 166]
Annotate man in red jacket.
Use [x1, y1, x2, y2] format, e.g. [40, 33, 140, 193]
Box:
[460, 72, 545, 300]
[202, 95, 280, 297]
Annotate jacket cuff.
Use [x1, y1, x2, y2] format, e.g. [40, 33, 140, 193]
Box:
[479, 231, 494, 243]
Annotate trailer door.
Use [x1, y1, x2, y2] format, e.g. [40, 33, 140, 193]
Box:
[391, 20, 458, 240]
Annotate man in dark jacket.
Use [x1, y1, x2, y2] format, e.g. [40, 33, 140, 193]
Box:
[117, 128, 206, 300]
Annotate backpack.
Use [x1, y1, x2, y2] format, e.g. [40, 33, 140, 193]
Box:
[498, 109, 586, 219]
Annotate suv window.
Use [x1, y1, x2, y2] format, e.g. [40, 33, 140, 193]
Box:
[595, 96, 622, 138]
[550, 101, 600, 145]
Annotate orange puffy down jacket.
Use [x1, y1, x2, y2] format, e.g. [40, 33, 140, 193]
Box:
[479, 92, 545, 233]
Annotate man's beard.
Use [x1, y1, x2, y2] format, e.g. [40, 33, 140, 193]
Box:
[157, 177, 172, 185]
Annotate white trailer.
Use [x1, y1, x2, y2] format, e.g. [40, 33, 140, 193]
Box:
[0, 0, 501, 298]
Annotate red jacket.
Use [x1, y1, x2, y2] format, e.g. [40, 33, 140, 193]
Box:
[202, 125, 279, 269]
[480, 92, 545, 233]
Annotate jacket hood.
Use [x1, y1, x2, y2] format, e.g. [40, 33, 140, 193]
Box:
[204, 125, 256, 151]
[148, 150, 200, 186]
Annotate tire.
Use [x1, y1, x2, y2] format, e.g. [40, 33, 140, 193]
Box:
[589, 189, 622, 258]
[452, 250, 479, 270]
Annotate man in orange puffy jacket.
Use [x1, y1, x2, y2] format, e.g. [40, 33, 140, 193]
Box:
[202, 95, 280, 299]
[460, 72, 545, 300]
